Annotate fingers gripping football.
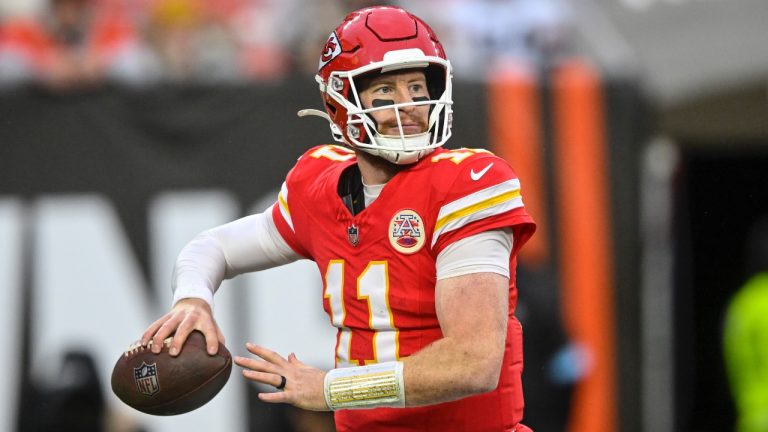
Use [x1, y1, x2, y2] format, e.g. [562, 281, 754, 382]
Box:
[235, 343, 329, 411]
[141, 298, 224, 356]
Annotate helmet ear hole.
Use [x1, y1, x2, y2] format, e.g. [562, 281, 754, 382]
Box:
[351, 72, 377, 103]
[325, 102, 337, 115]
[424, 64, 446, 100]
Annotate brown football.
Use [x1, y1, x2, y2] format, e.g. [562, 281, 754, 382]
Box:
[111, 331, 232, 415]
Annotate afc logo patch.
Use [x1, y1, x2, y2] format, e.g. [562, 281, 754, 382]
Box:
[389, 209, 425, 254]
[318, 31, 342, 70]
[134, 362, 160, 397]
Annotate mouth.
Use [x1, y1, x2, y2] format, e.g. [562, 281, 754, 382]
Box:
[383, 123, 426, 135]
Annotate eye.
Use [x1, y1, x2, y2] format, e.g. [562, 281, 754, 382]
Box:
[374, 85, 393, 95]
[409, 83, 429, 97]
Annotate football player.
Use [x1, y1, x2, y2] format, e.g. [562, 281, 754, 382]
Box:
[141, 6, 536, 431]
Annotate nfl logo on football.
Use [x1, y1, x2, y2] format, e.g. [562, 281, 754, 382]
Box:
[134, 362, 160, 396]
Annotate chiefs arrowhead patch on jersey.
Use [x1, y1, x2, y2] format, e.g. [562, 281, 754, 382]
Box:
[389, 209, 426, 254]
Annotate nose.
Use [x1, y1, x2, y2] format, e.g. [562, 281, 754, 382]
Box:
[393, 85, 409, 100]
[394, 85, 417, 111]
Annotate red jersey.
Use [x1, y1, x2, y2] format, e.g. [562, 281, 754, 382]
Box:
[271, 145, 536, 432]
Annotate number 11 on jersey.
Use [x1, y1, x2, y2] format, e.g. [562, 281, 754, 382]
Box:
[324, 260, 400, 367]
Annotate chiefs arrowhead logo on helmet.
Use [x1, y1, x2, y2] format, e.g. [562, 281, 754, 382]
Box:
[319, 32, 342, 70]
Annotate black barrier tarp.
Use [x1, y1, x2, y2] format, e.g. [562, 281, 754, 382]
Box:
[0, 79, 491, 432]
[0, 77, 653, 432]
[0, 80, 488, 197]
[0, 79, 488, 272]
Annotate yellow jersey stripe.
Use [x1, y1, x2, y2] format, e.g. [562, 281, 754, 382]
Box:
[278, 191, 290, 216]
[435, 188, 521, 233]
[277, 182, 294, 231]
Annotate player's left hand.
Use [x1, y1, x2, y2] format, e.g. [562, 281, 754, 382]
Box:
[235, 343, 329, 411]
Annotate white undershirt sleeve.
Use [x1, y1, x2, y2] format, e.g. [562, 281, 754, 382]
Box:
[435, 229, 514, 280]
[171, 206, 302, 306]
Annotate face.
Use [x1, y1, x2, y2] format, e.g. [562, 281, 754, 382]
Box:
[357, 70, 431, 136]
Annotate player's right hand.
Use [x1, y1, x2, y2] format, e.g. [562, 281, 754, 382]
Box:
[140, 298, 224, 357]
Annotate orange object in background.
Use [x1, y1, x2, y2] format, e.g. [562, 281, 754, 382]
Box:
[488, 62, 550, 269]
[552, 58, 616, 432]
[489, 58, 617, 432]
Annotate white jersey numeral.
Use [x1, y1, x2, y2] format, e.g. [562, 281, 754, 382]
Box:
[324, 260, 399, 366]
[310, 145, 355, 162]
[430, 148, 491, 164]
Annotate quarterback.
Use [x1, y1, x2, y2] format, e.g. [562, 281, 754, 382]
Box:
[141, 6, 536, 432]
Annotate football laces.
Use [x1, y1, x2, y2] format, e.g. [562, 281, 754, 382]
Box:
[123, 337, 172, 357]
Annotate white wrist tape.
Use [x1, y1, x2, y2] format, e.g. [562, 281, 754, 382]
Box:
[324, 361, 405, 410]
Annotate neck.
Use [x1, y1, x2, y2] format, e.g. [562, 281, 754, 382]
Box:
[355, 150, 404, 185]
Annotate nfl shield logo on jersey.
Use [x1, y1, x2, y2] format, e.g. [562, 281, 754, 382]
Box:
[347, 224, 359, 247]
[389, 209, 425, 254]
[134, 362, 160, 396]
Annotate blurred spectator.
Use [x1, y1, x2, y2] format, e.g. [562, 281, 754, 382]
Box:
[37, 351, 106, 432]
[400, 0, 572, 79]
[146, 0, 241, 82]
[19, 349, 145, 432]
[0, 0, 158, 89]
[0, 0, 421, 87]
[270, 0, 395, 76]
[515, 266, 584, 431]
[270, 0, 347, 76]
[724, 217, 768, 432]
[227, 0, 292, 81]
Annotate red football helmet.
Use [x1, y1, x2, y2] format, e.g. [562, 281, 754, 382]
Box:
[300, 6, 453, 164]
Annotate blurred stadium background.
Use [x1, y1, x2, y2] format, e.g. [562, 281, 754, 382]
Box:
[1, 0, 767, 431]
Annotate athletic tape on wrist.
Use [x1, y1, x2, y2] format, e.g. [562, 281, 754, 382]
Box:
[324, 361, 405, 410]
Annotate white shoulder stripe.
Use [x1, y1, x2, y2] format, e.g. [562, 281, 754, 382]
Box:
[277, 181, 294, 232]
[432, 179, 522, 247]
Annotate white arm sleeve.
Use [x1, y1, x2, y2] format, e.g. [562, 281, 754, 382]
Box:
[171, 206, 302, 306]
[435, 229, 514, 280]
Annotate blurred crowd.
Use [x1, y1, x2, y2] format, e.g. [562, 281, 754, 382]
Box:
[0, 0, 571, 90]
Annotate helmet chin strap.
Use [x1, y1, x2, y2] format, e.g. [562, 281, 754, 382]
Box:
[361, 147, 429, 165]
[373, 132, 431, 151]
[297, 108, 432, 164]
[361, 133, 435, 165]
